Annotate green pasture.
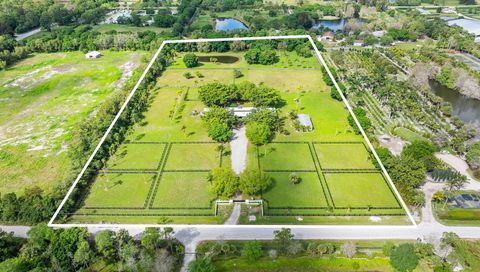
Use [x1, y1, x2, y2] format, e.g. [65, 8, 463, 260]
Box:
[0, 50, 145, 193]
[65, 46, 410, 224]
[152, 172, 215, 208]
[108, 143, 166, 169]
[163, 143, 222, 170]
[91, 24, 169, 33]
[127, 88, 210, 142]
[314, 143, 376, 169]
[325, 173, 399, 208]
[258, 143, 316, 170]
[263, 172, 327, 208]
[169, 51, 320, 69]
[83, 173, 154, 208]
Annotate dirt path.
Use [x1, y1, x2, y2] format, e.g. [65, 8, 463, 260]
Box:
[435, 153, 480, 190]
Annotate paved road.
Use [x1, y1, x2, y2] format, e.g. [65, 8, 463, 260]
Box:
[230, 127, 247, 174]
[3, 153, 479, 270]
[436, 153, 480, 190]
[14, 28, 41, 41]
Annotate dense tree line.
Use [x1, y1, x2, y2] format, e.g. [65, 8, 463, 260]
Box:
[377, 141, 442, 206]
[0, 225, 183, 271]
[191, 228, 451, 272]
[0, 26, 165, 69]
[0, 0, 113, 35]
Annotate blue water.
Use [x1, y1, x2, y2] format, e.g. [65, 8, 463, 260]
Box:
[215, 18, 248, 31]
[313, 18, 362, 32]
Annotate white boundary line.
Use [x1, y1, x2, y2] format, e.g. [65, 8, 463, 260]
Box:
[49, 35, 416, 228]
[306, 36, 417, 226]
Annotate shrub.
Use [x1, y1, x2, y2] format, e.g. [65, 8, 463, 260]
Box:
[289, 173, 301, 185]
[330, 87, 342, 101]
[233, 69, 243, 78]
[242, 241, 263, 262]
[390, 243, 419, 272]
[183, 53, 199, 68]
[187, 257, 216, 272]
[347, 108, 371, 134]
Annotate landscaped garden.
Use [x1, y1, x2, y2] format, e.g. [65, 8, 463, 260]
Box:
[62, 38, 410, 225]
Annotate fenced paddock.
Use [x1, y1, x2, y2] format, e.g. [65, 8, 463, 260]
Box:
[50, 35, 414, 227]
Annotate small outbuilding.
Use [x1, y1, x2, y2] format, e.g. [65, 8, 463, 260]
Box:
[321, 31, 335, 41]
[85, 51, 102, 59]
[297, 114, 313, 131]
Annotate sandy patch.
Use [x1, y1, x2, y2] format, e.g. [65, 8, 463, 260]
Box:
[5, 64, 76, 89]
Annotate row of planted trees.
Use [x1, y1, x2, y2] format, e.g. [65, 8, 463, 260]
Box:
[0, 225, 183, 271]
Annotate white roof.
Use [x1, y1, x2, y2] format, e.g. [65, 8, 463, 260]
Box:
[86, 51, 101, 57]
[297, 114, 313, 128]
[203, 107, 274, 117]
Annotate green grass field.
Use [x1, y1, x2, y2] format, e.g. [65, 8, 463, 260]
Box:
[83, 173, 154, 208]
[152, 172, 215, 208]
[65, 46, 408, 224]
[108, 143, 166, 170]
[325, 173, 399, 208]
[263, 172, 327, 208]
[314, 143, 376, 169]
[164, 143, 222, 170]
[0, 51, 146, 194]
[259, 143, 316, 171]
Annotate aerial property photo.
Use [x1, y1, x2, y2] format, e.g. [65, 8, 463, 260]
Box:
[49, 36, 413, 226]
[6, 1, 480, 271]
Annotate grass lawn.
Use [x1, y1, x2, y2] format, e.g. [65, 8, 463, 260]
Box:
[169, 51, 321, 70]
[394, 127, 429, 143]
[152, 172, 215, 208]
[107, 143, 166, 170]
[0, 50, 146, 194]
[263, 172, 327, 208]
[91, 24, 169, 33]
[83, 173, 154, 208]
[163, 143, 222, 170]
[325, 173, 399, 208]
[314, 143, 375, 169]
[258, 143, 316, 170]
[212, 256, 393, 272]
[127, 88, 210, 142]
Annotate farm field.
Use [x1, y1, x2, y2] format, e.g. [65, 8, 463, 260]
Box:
[0, 51, 146, 194]
[62, 40, 409, 225]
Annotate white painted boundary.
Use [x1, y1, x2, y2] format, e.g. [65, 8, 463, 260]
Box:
[49, 35, 416, 228]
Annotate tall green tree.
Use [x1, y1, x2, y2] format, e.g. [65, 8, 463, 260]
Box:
[242, 241, 263, 262]
[390, 243, 419, 272]
[239, 169, 272, 195]
[208, 167, 239, 198]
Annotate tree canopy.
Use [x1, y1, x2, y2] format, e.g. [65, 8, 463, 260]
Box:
[183, 53, 199, 68]
[239, 169, 272, 195]
[246, 122, 271, 146]
[390, 243, 419, 272]
[208, 167, 239, 198]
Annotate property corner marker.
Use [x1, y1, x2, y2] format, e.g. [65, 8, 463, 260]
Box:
[49, 35, 417, 228]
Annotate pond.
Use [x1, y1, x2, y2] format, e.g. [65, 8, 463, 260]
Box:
[215, 18, 248, 31]
[312, 18, 363, 32]
[198, 55, 239, 64]
[429, 80, 480, 131]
